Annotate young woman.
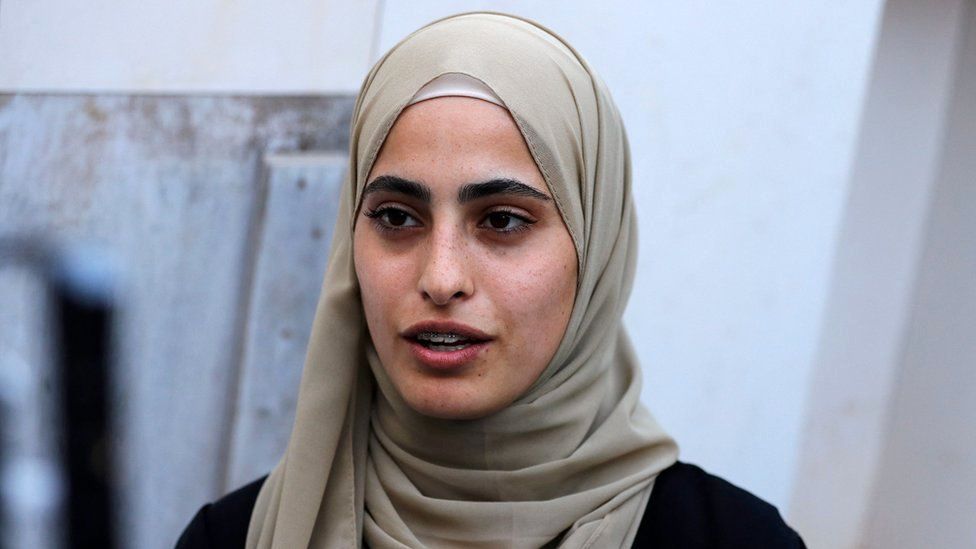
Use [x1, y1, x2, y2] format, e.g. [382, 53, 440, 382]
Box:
[178, 12, 804, 548]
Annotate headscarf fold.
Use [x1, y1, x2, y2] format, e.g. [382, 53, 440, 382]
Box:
[247, 12, 678, 548]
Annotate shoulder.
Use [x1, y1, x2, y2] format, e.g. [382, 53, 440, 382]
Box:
[175, 476, 268, 549]
[633, 462, 805, 548]
[173, 465, 803, 548]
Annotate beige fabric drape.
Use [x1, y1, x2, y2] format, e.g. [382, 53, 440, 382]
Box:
[247, 12, 678, 548]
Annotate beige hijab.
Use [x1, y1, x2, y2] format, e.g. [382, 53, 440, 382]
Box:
[247, 12, 678, 548]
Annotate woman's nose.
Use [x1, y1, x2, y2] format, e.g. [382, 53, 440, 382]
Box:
[417, 227, 473, 306]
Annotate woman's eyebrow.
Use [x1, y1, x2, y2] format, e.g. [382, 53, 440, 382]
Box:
[458, 178, 551, 203]
[362, 175, 432, 202]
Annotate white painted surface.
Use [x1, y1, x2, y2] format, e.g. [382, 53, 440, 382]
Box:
[862, 1, 976, 545]
[788, 1, 970, 546]
[0, 0, 379, 94]
[375, 1, 883, 512]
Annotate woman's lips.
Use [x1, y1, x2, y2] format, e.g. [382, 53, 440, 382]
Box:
[401, 320, 492, 371]
[406, 339, 490, 370]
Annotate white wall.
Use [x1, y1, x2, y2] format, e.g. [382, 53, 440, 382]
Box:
[861, 1, 976, 546]
[373, 1, 884, 513]
[0, 0, 379, 93]
[788, 1, 976, 546]
[1, 0, 890, 533]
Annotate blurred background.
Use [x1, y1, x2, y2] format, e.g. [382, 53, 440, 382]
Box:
[0, 0, 972, 547]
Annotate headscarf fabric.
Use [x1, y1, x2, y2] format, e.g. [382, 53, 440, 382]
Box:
[247, 12, 677, 548]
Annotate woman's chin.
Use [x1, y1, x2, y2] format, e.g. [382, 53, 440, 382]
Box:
[397, 377, 513, 421]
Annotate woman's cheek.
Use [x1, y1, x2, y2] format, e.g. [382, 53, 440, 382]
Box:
[356, 235, 404, 325]
[359, 237, 412, 288]
[496, 255, 573, 318]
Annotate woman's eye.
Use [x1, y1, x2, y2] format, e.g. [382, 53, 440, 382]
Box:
[365, 207, 421, 230]
[384, 209, 410, 226]
[481, 211, 533, 233]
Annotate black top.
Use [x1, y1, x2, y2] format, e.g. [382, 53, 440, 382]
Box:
[176, 461, 805, 548]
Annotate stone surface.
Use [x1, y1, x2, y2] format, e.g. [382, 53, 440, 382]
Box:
[0, 93, 352, 549]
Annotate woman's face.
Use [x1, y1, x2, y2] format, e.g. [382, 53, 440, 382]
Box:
[354, 97, 577, 420]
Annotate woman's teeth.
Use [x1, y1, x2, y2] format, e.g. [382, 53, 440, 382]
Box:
[428, 343, 469, 351]
[416, 332, 472, 351]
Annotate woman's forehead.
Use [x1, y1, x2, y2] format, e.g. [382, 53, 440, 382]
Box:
[365, 97, 550, 195]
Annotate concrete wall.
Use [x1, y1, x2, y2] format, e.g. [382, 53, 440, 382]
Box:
[0, 95, 352, 549]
